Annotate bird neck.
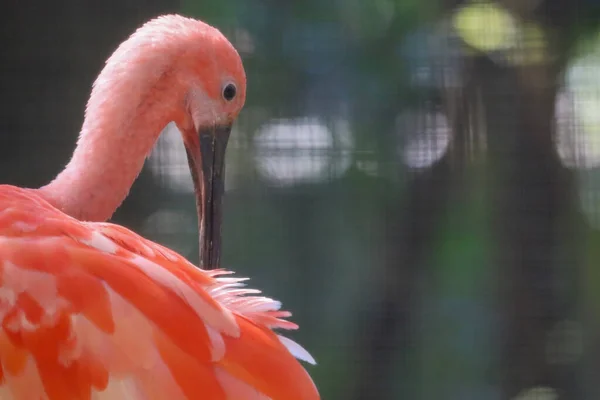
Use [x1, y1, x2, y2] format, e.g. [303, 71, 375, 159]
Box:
[33, 15, 199, 222]
[38, 99, 176, 222]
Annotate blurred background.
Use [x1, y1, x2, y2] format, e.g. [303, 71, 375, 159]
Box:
[2, 0, 600, 398]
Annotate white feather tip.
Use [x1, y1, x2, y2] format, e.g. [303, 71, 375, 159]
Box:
[278, 335, 317, 365]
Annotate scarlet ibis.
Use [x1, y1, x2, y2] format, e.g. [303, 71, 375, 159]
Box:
[0, 14, 319, 400]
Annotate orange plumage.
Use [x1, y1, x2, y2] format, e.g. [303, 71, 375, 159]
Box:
[0, 13, 319, 400]
[0, 186, 318, 399]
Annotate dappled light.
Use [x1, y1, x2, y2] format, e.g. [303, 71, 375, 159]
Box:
[149, 122, 194, 193]
[556, 48, 600, 169]
[253, 117, 353, 186]
[452, 1, 550, 66]
[397, 110, 451, 170]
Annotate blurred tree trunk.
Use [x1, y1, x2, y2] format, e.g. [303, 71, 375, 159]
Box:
[477, 56, 581, 397]
[351, 114, 465, 399]
[352, 2, 586, 398]
[0, 0, 179, 225]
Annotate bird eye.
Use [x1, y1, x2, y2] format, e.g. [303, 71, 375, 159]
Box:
[222, 83, 237, 101]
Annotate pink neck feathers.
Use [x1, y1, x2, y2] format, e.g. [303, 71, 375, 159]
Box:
[39, 103, 171, 222]
[38, 23, 182, 221]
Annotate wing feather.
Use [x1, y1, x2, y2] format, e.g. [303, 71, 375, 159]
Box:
[0, 186, 319, 400]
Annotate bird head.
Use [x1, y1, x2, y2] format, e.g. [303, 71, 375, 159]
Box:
[166, 17, 247, 271]
[92, 14, 247, 269]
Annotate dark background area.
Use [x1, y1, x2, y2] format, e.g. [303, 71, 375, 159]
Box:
[2, 0, 600, 398]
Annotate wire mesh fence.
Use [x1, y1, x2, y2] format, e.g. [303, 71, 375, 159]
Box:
[3, 0, 600, 399]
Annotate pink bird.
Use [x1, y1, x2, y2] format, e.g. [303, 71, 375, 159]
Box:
[0, 14, 319, 400]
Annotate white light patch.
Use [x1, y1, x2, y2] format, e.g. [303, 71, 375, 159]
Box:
[148, 121, 241, 194]
[148, 122, 194, 192]
[397, 110, 451, 169]
[555, 55, 600, 169]
[254, 117, 353, 186]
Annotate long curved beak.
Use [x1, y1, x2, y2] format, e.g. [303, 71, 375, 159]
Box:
[184, 124, 232, 269]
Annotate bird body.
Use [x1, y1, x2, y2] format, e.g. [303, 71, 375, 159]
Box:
[0, 14, 319, 400]
[0, 185, 317, 399]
